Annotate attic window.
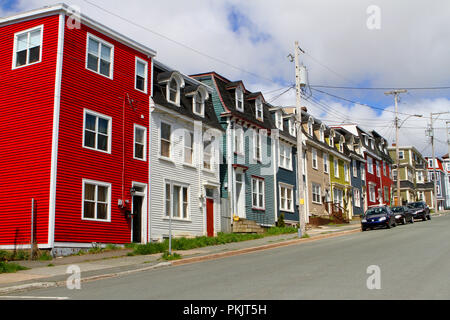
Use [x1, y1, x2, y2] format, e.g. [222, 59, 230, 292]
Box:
[256, 97, 263, 120]
[329, 131, 334, 147]
[289, 118, 296, 136]
[236, 86, 244, 112]
[193, 91, 204, 117]
[275, 111, 283, 130]
[319, 125, 325, 142]
[339, 137, 344, 153]
[168, 78, 179, 104]
[308, 118, 314, 136]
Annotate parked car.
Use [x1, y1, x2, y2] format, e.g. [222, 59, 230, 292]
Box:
[391, 206, 414, 224]
[406, 201, 431, 221]
[361, 205, 396, 231]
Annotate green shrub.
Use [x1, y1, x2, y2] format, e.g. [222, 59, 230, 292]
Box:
[276, 213, 286, 227]
[0, 262, 29, 273]
[161, 251, 182, 261]
[38, 250, 53, 261]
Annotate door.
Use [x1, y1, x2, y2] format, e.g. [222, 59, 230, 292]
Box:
[235, 172, 245, 218]
[206, 189, 215, 237]
[132, 195, 143, 243]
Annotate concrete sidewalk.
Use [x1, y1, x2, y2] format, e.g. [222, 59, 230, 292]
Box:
[0, 223, 361, 293]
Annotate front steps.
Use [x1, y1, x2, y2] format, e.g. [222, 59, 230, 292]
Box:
[232, 218, 265, 234]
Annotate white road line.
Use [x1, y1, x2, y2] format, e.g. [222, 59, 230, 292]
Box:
[0, 296, 69, 300]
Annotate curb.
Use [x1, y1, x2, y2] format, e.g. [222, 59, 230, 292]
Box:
[172, 227, 361, 266]
[0, 227, 361, 295]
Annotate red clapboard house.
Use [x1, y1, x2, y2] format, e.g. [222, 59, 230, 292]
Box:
[0, 4, 156, 254]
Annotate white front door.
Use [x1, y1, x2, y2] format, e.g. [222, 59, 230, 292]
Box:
[235, 171, 246, 218]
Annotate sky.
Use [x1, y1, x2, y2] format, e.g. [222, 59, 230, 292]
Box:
[1, 0, 449, 156]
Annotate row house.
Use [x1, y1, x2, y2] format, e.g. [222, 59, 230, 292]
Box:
[442, 154, 450, 209]
[270, 107, 299, 226]
[0, 4, 156, 252]
[425, 156, 448, 210]
[371, 131, 394, 206]
[191, 72, 277, 228]
[149, 62, 224, 242]
[387, 146, 434, 207]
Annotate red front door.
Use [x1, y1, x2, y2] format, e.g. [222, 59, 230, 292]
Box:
[206, 198, 214, 237]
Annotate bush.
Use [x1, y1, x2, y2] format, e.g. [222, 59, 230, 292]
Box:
[276, 213, 286, 228]
[161, 251, 182, 261]
[38, 250, 53, 261]
[0, 261, 29, 274]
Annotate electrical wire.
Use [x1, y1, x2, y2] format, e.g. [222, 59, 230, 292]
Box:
[310, 85, 450, 91]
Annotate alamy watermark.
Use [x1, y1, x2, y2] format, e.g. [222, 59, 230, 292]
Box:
[66, 265, 81, 290]
[366, 265, 381, 290]
[66, 5, 81, 30]
[366, 5, 381, 30]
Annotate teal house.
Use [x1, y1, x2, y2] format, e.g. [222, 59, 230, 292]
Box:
[191, 72, 276, 228]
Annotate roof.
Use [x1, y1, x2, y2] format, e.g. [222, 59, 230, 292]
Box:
[0, 3, 157, 57]
[152, 65, 222, 131]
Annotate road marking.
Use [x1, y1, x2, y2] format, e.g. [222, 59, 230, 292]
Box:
[0, 296, 69, 300]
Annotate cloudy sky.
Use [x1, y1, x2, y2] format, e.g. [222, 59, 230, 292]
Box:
[1, 0, 449, 156]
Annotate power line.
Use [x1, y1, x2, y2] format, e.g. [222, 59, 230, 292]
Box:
[310, 85, 450, 91]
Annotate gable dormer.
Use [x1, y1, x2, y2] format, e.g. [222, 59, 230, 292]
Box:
[307, 117, 314, 136]
[339, 135, 345, 153]
[185, 85, 209, 117]
[246, 92, 265, 121]
[157, 71, 185, 106]
[274, 110, 283, 130]
[329, 129, 335, 147]
[225, 81, 245, 112]
[319, 123, 325, 143]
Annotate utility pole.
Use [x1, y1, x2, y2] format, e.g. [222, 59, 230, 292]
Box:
[293, 41, 306, 236]
[385, 90, 407, 206]
[430, 114, 438, 213]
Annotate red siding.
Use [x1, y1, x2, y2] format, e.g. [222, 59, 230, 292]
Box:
[0, 15, 60, 246]
[365, 154, 381, 207]
[54, 17, 151, 244]
[381, 161, 393, 206]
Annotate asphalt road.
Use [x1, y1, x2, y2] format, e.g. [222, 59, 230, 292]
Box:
[4, 214, 450, 300]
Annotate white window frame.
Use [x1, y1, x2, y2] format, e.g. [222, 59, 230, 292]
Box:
[183, 130, 194, 165]
[369, 184, 376, 202]
[255, 97, 263, 120]
[164, 180, 190, 220]
[329, 132, 334, 147]
[376, 161, 381, 177]
[399, 151, 404, 160]
[367, 156, 374, 174]
[159, 121, 172, 159]
[83, 109, 112, 154]
[85, 33, 114, 79]
[253, 129, 262, 161]
[82, 179, 111, 222]
[289, 118, 296, 137]
[344, 163, 349, 182]
[203, 135, 215, 171]
[323, 153, 329, 174]
[319, 125, 325, 142]
[12, 25, 43, 70]
[334, 159, 339, 178]
[236, 86, 244, 112]
[308, 118, 313, 136]
[279, 142, 292, 170]
[354, 188, 361, 207]
[234, 124, 244, 155]
[135, 57, 148, 93]
[353, 160, 357, 177]
[312, 148, 318, 170]
[133, 124, 147, 161]
[251, 177, 265, 210]
[193, 90, 205, 117]
[361, 163, 366, 180]
[275, 111, 283, 130]
[312, 183, 322, 204]
[279, 183, 294, 212]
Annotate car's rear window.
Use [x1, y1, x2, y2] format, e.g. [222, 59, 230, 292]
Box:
[391, 207, 403, 213]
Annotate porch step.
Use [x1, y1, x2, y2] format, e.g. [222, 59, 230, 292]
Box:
[232, 219, 265, 234]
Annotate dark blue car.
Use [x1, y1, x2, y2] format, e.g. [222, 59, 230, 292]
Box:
[361, 205, 396, 231]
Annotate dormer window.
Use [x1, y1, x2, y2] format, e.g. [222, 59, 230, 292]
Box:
[236, 86, 244, 112]
[329, 131, 334, 147]
[289, 118, 296, 136]
[160, 72, 185, 106]
[275, 111, 283, 130]
[169, 78, 178, 103]
[364, 136, 368, 145]
[307, 118, 314, 136]
[339, 137, 344, 153]
[319, 125, 325, 142]
[194, 92, 204, 116]
[255, 97, 263, 120]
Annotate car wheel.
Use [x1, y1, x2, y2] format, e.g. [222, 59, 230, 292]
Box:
[427, 215, 431, 220]
[393, 221, 397, 227]
[402, 217, 406, 225]
[422, 215, 427, 221]
[386, 223, 391, 229]
[410, 217, 414, 224]
[362, 227, 367, 232]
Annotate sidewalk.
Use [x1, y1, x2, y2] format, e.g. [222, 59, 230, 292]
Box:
[0, 223, 361, 294]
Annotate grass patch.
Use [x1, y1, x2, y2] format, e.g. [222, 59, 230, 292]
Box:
[161, 251, 182, 261]
[0, 261, 29, 273]
[302, 233, 310, 239]
[132, 227, 299, 256]
[47, 264, 55, 267]
[38, 251, 53, 261]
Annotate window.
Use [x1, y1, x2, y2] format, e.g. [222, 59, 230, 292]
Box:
[393, 169, 397, 181]
[384, 164, 387, 177]
[369, 184, 376, 202]
[399, 151, 404, 160]
[193, 91, 205, 117]
[165, 182, 189, 219]
[353, 160, 357, 177]
[86, 34, 113, 78]
[83, 180, 110, 221]
[236, 86, 244, 112]
[312, 183, 321, 204]
[275, 111, 283, 130]
[323, 153, 329, 173]
[160, 122, 171, 158]
[234, 124, 244, 155]
[252, 177, 265, 209]
[416, 171, 423, 183]
[361, 163, 366, 180]
[184, 131, 194, 165]
[279, 143, 292, 170]
[334, 159, 339, 178]
[168, 78, 179, 104]
[135, 58, 148, 92]
[367, 156, 373, 174]
[384, 186, 389, 202]
[289, 119, 296, 137]
[203, 136, 214, 170]
[134, 124, 146, 161]
[428, 159, 434, 168]
[253, 130, 262, 161]
[407, 168, 413, 181]
[13, 26, 42, 68]
[312, 148, 318, 169]
[279, 184, 294, 212]
[376, 161, 380, 177]
[344, 163, 349, 182]
[319, 125, 325, 142]
[308, 118, 313, 136]
[255, 97, 263, 120]
[339, 139, 344, 153]
[329, 132, 334, 147]
[354, 188, 361, 207]
[83, 110, 111, 153]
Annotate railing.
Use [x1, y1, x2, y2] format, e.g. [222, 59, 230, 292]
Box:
[324, 201, 349, 224]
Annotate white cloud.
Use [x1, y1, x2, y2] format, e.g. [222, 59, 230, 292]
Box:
[7, 0, 450, 155]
